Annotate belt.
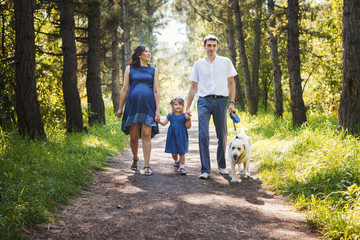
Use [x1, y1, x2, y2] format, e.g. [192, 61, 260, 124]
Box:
[204, 95, 226, 99]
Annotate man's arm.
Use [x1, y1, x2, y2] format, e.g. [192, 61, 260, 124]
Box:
[185, 81, 198, 119]
[227, 76, 236, 113]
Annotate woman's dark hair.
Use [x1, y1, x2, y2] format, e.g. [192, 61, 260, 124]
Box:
[128, 45, 150, 67]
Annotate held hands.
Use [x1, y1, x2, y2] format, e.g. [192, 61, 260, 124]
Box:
[155, 110, 160, 123]
[185, 110, 192, 120]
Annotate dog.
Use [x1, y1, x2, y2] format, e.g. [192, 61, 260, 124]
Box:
[228, 128, 252, 183]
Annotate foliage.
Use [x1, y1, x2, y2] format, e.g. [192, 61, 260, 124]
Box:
[0, 107, 128, 239]
[232, 110, 360, 239]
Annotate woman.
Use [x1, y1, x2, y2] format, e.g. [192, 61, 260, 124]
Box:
[117, 45, 160, 176]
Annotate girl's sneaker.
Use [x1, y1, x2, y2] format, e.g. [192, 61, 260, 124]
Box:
[180, 167, 187, 175]
[174, 160, 180, 171]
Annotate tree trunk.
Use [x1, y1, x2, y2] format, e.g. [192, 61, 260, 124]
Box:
[87, 0, 105, 125]
[338, 0, 360, 133]
[227, 0, 245, 111]
[59, 0, 84, 132]
[268, 0, 283, 118]
[14, 0, 45, 139]
[122, 0, 131, 67]
[111, 29, 120, 113]
[233, 0, 257, 115]
[250, 0, 263, 114]
[287, 0, 306, 127]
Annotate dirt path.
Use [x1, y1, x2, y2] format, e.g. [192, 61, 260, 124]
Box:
[26, 120, 320, 240]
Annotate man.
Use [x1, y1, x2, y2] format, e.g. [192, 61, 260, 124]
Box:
[185, 35, 237, 179]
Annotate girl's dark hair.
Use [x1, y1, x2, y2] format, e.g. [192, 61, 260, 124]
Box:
[128, 45, 150, 67]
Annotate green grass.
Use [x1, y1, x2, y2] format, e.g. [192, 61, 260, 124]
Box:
[2, 108, 359, 239]
[0, 107, 128, 239]
[228, 111, 359, 239]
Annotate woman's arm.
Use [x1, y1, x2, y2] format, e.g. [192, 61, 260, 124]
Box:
[153, 68, 160, 122]
[117, 66, 131, 118]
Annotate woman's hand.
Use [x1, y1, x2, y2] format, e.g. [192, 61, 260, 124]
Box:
[117, 108, 123, 118]
[155, 110, 160, 122]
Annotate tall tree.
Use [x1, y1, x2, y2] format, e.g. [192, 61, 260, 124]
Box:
[268, 0, 283, 118]
[87, 0, 105, 125]
[232, 0, 258, 115]
[287, 0, 306, 127]
[227, 0, 245, 110]
[111, 28, 120, 112]
[121, 0, 131, 77]
[14, 0, 45, 138]
[59, 0, 84, 132]
[338, 0, 360, 133]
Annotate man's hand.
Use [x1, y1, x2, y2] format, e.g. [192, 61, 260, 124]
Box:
[185, 110, 192, 120]
[229, 102, 235, 113]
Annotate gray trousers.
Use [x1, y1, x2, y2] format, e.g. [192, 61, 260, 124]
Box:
[197, 96, 228, 174]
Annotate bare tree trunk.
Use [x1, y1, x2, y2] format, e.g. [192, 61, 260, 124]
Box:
[111, 29, 120, 113]
[227, 0, 245, 110]
[268, 0, 283, 118]
[14, 0, 45, 139]
[338, 0, 360, 133]
[250, 0, 263, 114]
[122, 0, 131, 66]
[287, 0, 306, 127]
[232, 0, 257, 115]
[59, 0, 84, 132]
[87, 0, 105, 125]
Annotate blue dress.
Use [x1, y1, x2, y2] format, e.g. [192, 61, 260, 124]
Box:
[121, 66, 159, 138]
[165, 113, 188, 155]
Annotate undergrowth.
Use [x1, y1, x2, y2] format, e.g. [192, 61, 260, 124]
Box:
[0, 107, 128, 239]
[228, 111, 359, 239]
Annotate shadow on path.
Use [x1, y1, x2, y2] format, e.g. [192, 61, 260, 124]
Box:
[26, 120, 320, 240]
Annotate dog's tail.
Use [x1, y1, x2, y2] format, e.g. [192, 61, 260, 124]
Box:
[240, 127, 247, 135]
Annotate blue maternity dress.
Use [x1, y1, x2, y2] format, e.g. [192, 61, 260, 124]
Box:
[121, 66, 159, 138]
[165, 113, 188, 155]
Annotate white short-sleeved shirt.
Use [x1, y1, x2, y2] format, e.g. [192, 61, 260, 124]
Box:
[189, 55, 237, 97]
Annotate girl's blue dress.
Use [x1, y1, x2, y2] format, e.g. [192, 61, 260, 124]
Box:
[121, 66, 159, 138]
[165, 113, 188, 155]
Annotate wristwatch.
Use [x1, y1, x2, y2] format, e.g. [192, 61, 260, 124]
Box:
[229, 101, 235, 105]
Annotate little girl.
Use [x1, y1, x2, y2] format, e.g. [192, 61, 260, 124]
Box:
[159, 97, 191, 175]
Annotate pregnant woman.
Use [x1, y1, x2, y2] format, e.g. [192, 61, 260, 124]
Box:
[117, 45, 160, 176]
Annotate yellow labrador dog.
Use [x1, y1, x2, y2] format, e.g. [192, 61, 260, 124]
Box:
[228, 128, 251, 183]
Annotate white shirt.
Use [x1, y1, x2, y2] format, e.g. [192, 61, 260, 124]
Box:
[189, 55, 237, 97]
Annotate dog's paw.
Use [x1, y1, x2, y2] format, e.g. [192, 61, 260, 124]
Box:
[231, 178, 238, 183]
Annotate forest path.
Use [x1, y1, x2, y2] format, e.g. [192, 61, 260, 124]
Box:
[26, 120, 320, 240]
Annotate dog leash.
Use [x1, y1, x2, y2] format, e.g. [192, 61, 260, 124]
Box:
[230, 112, 240, 137]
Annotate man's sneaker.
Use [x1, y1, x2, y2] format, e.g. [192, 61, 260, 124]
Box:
[219, 168, 229, 175]
[180, 167, 187, 175]
[199, 173, 209, 179]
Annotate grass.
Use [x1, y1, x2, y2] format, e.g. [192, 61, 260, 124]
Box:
[227, 111, 360, 239]
[0, 107, 128, 239]
[2, 107, 359, 239]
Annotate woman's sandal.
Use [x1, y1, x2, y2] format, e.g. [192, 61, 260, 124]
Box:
[144, 166, 152, 176]
[131, 159, 138, 171]
[174, 160, 180, 171]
